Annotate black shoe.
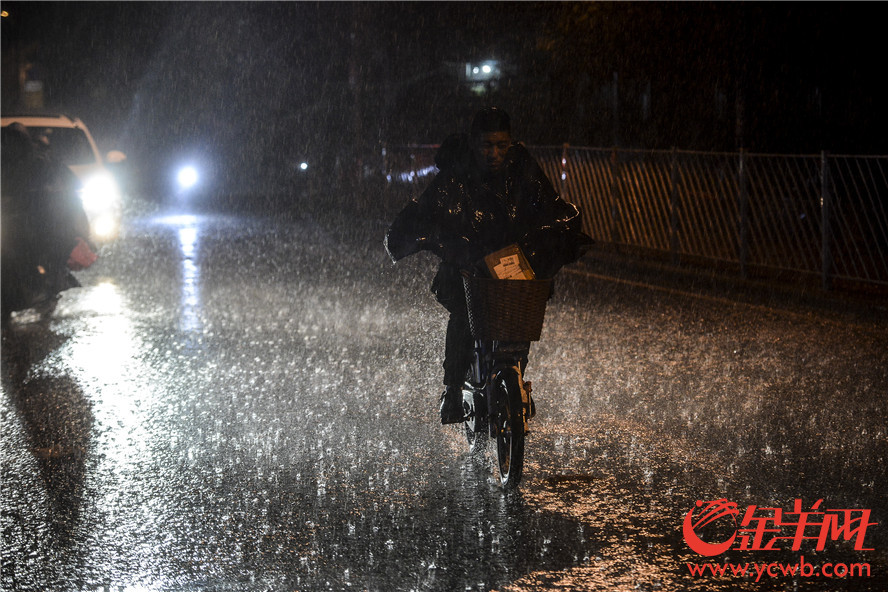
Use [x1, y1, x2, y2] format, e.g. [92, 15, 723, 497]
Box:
[440, 386, 465, 424]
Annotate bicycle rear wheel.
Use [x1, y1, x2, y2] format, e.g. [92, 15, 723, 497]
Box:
[492, 369, 525, 488]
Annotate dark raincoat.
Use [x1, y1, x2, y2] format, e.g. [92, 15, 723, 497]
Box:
[385, 133, 592, 312]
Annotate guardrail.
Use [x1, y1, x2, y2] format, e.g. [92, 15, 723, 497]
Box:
[382, 145, 888, 290]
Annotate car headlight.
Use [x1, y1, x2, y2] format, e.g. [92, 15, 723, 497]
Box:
[177, 165, 199, 190]
[79, 173, 121, 214]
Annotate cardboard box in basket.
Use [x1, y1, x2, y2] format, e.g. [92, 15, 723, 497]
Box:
[484, 244, 535, 280]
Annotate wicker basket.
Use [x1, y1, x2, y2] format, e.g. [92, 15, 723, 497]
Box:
[462, 273, 552, 342]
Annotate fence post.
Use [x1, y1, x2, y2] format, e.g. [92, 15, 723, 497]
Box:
[821, 151, 833, 290]
[609, 147, 621, 245]
[669, 148, 680, 265]
[738, 148, 750, 278]
[560, 143, 570, 202]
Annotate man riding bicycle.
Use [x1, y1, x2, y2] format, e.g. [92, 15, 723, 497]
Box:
[384, 107, 592, 424]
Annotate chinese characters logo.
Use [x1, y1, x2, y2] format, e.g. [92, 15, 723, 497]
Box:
[683, 498, 876, 556]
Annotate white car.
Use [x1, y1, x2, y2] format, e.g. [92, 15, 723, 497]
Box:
[1, 113, 126, 241]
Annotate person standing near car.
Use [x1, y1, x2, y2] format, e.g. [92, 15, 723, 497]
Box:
[384, 107, 592, 423]
[1, 123, 92, 317]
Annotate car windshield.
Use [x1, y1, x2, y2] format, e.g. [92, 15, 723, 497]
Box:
[27, 126, 97, 166]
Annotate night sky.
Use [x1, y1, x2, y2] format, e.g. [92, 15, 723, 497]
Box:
[3, 1, 886, 192]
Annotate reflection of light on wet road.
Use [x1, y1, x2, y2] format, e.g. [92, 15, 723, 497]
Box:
[54, 280, 174, 587]
[68, 282, 132, 381]
[178, 223, 202, 335]
[179, 225, 198, 258]
[62, 281, 151, 461]
[156, 213, 205, 338]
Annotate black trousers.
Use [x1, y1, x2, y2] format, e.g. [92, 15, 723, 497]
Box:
[443, 305, 474, 387]
[432, 262, 473, 387]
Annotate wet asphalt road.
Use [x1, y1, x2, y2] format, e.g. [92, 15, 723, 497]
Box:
[2, 197, 887, 591]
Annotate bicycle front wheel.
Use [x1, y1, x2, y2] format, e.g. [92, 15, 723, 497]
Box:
[492, 369, 525, 489]
[463, 384, 488, 453]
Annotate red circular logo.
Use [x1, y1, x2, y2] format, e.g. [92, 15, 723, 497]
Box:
[683, 499, 740, 556]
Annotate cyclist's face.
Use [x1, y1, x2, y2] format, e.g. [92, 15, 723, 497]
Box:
[473, 131, 511, 174]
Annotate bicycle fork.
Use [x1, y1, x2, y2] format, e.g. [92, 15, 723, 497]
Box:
[467, 341, 534, 434]
[490, 363, 532, 436]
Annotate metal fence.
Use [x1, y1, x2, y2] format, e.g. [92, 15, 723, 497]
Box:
[383, 145, 888, 290]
